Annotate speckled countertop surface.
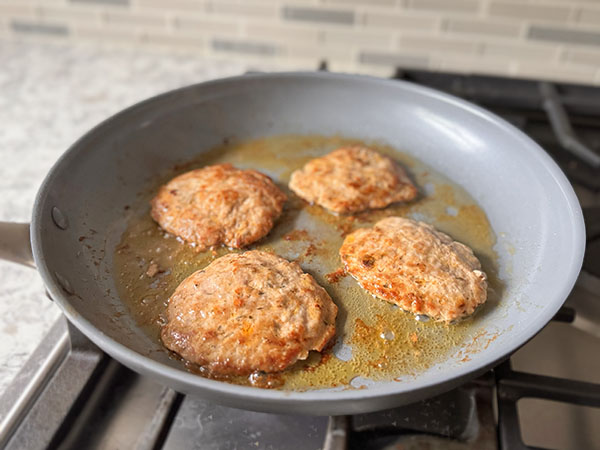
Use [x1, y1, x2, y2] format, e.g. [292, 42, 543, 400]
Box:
[0, 39, 251, 394]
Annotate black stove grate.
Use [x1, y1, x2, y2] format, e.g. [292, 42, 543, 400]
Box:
[392, 68, 600, 190]
[495, 359, 600, 450]
[493, 308, 600, 450]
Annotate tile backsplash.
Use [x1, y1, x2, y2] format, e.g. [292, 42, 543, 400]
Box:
[2, 0, 600, 84]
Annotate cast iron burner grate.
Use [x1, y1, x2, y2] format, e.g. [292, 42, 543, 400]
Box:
[391, 68, 600, 187]
[1, 307, 594, 450]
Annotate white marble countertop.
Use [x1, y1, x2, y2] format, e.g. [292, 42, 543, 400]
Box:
[0, 39, 251, 393]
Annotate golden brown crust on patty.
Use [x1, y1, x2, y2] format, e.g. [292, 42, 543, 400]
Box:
[289, 146, 417, 214]
[151, 164, 286, 251]
[161, 250, 338, 376]
[340, 217, 487, 322]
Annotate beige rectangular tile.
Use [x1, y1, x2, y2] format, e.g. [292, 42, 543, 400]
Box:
[282, 5, 355, 25]
[281, 56, 320, 68]
[0, 3, 37, 16]
[489, 1, 571, 22]
[443, 18, 521, 38]
[141, 31, 204, 49]
[577, 7, 600, 26]
[324, 0, 396, 5]
[322, 60, 355, 71]
[4, 0, 63, 3]
[71, 0, 130, 6]
[39, 5, 102, 23]
[527, 0, 600, 3]
[433, 57, 512, 77]
[105, 10, 167, 27]
[357, 50, 429, 68]
[562, 47, 600, 67]
[529, 25, 600, 47]
[277, 57, 322, 71]
[399, 34, 480, 54]
[515, 62, 597, 84]
[173, 14, 243, 35]
[323, 28, 393, 47]
[74, 25, 139, 41]
[353, 63, 398, 77]
[482, 41, 558, 61]
[220, 0, 302, 3]
[212, 37, 280, 56]
[287, 42, 355, 60]
[10, 19, 70, 36]
[244, 22, 320, 43]
[236, 0, 301, 3]
[208, 1, 279, 18]
[133, 0, 207, 10]
[361, 10, 438, 30]
[407, 0, 479, 13]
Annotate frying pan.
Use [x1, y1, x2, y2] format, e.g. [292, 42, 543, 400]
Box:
[0, 72, 585, 415]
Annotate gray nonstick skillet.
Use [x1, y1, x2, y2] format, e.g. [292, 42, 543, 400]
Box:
[0, 72, 585, 415]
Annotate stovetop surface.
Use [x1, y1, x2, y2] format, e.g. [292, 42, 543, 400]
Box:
[1, 68, 599, 450]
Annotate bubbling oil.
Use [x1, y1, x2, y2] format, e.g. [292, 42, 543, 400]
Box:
[113, 135, 502, 390]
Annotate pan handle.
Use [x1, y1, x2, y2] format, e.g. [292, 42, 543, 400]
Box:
[0, 222, 35, 268]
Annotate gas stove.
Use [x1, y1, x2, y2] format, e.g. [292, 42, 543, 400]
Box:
[1, 69, 599, 450]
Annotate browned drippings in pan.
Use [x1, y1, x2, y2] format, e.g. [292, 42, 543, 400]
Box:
[114, 134, 502, 390]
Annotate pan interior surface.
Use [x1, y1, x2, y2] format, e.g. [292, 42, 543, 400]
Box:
[114, 134, 501, 390]
[31, 73, 584, 414]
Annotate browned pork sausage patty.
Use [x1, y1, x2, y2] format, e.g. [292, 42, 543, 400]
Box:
[151, 164, 286, 251]
[289, 146, 417, 214]
[340, 217, 487, 322]
[161, 250, 338, 376]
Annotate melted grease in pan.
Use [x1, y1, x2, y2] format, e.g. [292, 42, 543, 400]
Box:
[113, 135, 503, 390]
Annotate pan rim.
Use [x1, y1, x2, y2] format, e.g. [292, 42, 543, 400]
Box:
[30, 71, 585, 408]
